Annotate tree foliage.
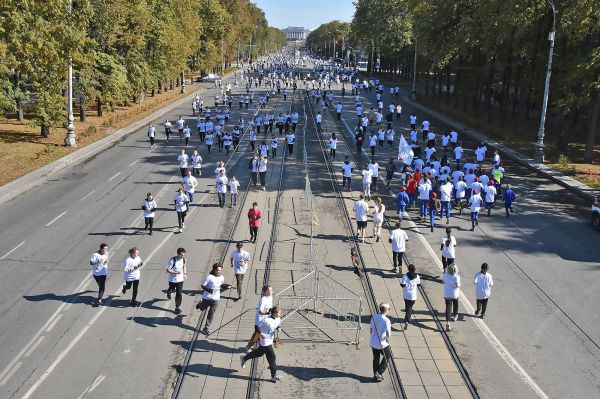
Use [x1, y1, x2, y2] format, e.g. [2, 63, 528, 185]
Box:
[0, 0, 285, 135]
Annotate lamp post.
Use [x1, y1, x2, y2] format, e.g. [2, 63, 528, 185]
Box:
[412, 35, 417, 101]
[534, 0, 556, 163]
[64, 0, 76, 147]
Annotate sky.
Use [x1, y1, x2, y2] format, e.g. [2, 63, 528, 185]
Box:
[253, 0, 355, 31]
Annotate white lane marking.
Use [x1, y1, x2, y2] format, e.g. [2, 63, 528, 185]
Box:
[24, 336, 45, 358]
[340, 115, 549, 399]
[45, 314, 63, 333]
[87, 374, 105, 392]
[45, 211, 67, 227]
[21, 229, 174, 399]
[0, 361, 22, 386]
[80, 191, 96, 202]
[0, 241, 25, 260]
[108, 172, 122, 182]
[129, 160, 137, 167]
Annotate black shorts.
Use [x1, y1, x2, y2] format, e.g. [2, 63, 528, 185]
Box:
[357, 220, 367, 229]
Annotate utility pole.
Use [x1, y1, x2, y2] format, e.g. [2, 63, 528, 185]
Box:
[535, 0, 556, 163]
[64, 0, 76, 147]
[412, 36, 417, 101]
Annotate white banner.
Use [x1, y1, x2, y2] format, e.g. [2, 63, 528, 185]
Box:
[398, 135, 414, 166]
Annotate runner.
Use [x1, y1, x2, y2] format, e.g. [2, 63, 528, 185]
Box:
[176, 116, 185, 141]
[196, 263, 229, 335]
[122, 247, 143, 307]
[90, 243, 109, 306]
[166, 248, 187, 314]
[329, 133, 338, 159]
[443, 264, 461, 331]
[474, 263, 494, 319]
[485, 181, 497, 216]
[205, 130, 214, 158]
[400, 264, 420, 330]
[164, 119, 172, 141]
[174, 187, 189, 232]
[285, 131, 295, 155]
[183, 170, 198, 203]
[503, 184, 516, 217]
[361, 164, 373, 200]
[258, 155, 268, 191]
[147, 123, 155, 148]
[228, 176, 240, 207]
[469, 189, 483, 231]
[183, 124, 191, 146]
[216, 169, 228, 208]
[389, 222, 408, 273]
[341, 156, 353, 191]
[440, 227, 457, 272]
[248, 201, 262, 243]
[353, 193, 369, 243]
[191, 149, 202, 177]
[245, 285, 273, 352]
[240, 307, 283, 382]
[177, 149, 189, 177]
[372, 197, 385, 242]
[142, 192, 157, 235]
[230, 242, 250, 300]
[370, 303, 392, 382]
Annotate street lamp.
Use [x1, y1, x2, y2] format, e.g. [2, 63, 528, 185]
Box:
[412, 36, 417, 101]
[535, 0, 556, 163]
[64, 0, 76, 146]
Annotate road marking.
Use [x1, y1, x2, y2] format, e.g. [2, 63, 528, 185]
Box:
[108, 172, 122, 182]
[129, 160, 137, 167]
[80, 191, 96, 201]
[24, 336, 45, 358]
[45, 211, 66, 227]
[340, 114, 549, 399]
[1, 241, 25, 260]
[45, 314, 63, 333]
[0, 362, 22, 386]
[88, 374, 105, 392]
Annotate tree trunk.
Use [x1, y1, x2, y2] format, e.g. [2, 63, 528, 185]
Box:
[486, 64, 495, 123]
[16, 99, 24, 121]
[79, 96, 86, 122]
[158, 80, 162, 94]
[97, 98, 103, 116]
[151, 88, 155, 97]
[425, 71, 429, 97]
[40, 123, 49, 137]
[584, 91, 600, 163]
[170, 80, 174, 90]
[176, 77, 180, 87]
[446, 68, 451, 105]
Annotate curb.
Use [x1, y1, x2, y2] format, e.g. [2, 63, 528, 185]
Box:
[0, 72, 236, 206]
[406, 98, 599, 202]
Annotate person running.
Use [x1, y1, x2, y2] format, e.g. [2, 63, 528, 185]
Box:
[240, 307, 283, 382]
[329, 133, 338, 159]
[341, 156, 353, 191]
[122, 247, 143, 307]
[177, 149, 189, 177]
[176, 116, 185, 141]
[361, 164, 373, 200]
[286, 131, 295, 155]
[484, 181, 497, 216]
[369, 131, 377, 158]
[270, 135, 278, 158]
[166, 247, 187, 314]
[223, 131, 233, 155]
[353, 193, 369, 243]
[372, 197, 385, 242]
[205, 130, 214, 158]
[418, 178, 432, 220]
[248, 202, 262, 243]
[196, 263, 229, 335]
[385, 158, 395, 188]
[440, 228, 457, 272]
[454, 176, 467, 215]
[174, 187, 189, 232]
[147, 123, 156, 148]
[469, 189, 483, 231]
[164, 119, 172, 141]
[400, 264, 420, 330]
[183, 170, 198, 203]
[503, 184, 516, 217]
[370, 303, 392, 382]
[369, 160, 380, 194]
[228, 176, 240, 207]
[443, 264, 461, 331]
[90, 243, 109, 306]
[258, 155, 268, 191]
[395, 186, 410, 221]
[216, 169, 228, 208]
[474, 263, 493, 319]
[389, 222, 408, 273]
[183, 124, 191, 146]
[142, 192, 157, 235]
[245, 285, 273, 352]
[231, 242, 250, 300]
[191, 149, 202, 177]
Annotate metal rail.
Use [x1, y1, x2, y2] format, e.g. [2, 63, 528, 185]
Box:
[322, 84, 479, 398]
[171, 90, 288, 399]
[304, 91, 406, 399]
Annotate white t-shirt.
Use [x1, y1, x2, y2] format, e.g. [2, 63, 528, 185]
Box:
[353, 200, 369, 222]
[174, 193, 189, 212]
[191, 154, 202, 169]
[469, 194, 483, 212]
[330, 138, 338, 149]
[454, 147, 463, 160]
[362, 169, 373, 184]
[473, 272, 494, 299]
[167, 256, 186, 283]
[475, 147, 486, 162]
[286, 134, 295, 144]
[231, 249, 250, 274]
[440, 182, 453, 202]
[372, 203, 385, 223]
[178, 154, 189, 168]
[369, 135, 378, 146]
[216, 176, 228, 193]
[443, 272, 461, 299]
[142, 199, 157, 218]
[90, 251, 108, 276]
[229, 180, 240, 194]
[422, 120, 430, 130]
[341, 162, 353, 177]
[258, 316, 281, 346]
[123, 256, 143, 281]
[401, 274, 421, 300]
[441, 236, 457, 258]
[202, 273, 225, 300]
[418, 182, 432, 200]
[370, 313, 391, 349]
[455, 180, 467, 198]
[485, 185, 497, 202]
[183, 175, 198, 193]
[369, 163, 379, 177]
[390, 228, 409, 252]
[255, 296, 273, 325]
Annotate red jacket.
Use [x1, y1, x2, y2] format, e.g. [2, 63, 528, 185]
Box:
[407, 179, 418, 195]
[248, 208, 262, 228]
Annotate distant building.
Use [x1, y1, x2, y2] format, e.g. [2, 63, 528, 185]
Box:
[283, 27, 310, 41]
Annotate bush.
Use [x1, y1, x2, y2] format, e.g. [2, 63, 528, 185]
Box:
[557, 153, 569, 168]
